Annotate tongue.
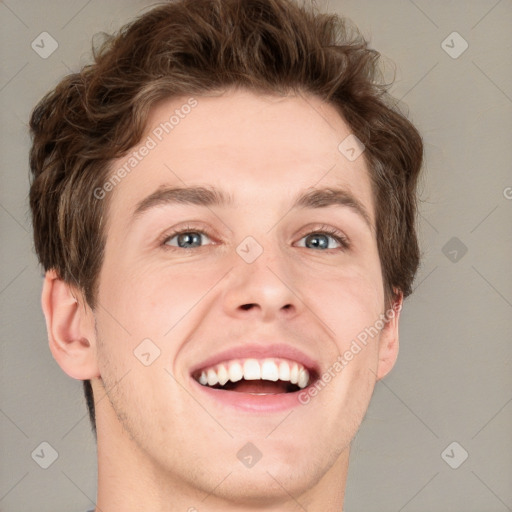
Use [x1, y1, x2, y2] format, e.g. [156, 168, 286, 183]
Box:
[225, 380, 291, 394]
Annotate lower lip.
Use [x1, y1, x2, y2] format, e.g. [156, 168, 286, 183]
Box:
[191, 378, 308, 413]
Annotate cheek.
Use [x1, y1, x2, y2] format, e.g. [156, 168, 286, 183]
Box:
[97, 231, 384, 345]
[97, 256, 227, 342]
[308, 261, 384, 338]
[337, 360, 377, 433]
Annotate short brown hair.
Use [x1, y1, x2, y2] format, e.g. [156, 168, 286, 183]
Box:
[29, 0, 423, 436]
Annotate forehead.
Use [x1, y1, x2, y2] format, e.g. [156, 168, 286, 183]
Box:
[106, 89, 374, 225]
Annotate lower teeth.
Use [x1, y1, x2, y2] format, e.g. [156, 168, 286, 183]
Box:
[205, 379, 299, 393]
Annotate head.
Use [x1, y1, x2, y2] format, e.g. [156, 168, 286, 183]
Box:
[29, 0, 422, 503]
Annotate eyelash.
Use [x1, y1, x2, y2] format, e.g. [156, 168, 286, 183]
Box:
[159, 224, 350, 252]
[296, 225, 350, 250]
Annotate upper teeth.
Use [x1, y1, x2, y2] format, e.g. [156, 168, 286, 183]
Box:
[196, 358, 310, 389]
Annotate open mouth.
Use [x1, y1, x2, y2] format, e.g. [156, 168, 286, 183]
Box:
[192, 358, 316, 395]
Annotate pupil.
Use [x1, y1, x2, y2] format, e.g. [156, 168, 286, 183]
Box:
[306, 233, 328, 249]
[178, 232, 201, 248]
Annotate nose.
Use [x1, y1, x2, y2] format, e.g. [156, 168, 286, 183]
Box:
[221, 245, 301, 322]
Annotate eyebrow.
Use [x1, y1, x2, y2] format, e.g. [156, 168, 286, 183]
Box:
[132, 185, 372, 229]
[133, 185, 234, 217]
[293, 187, 372, 229]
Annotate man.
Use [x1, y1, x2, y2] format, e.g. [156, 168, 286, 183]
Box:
[29, 0, 423, 510]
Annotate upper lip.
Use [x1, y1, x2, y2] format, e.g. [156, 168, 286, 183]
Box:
[189, 342, 320, 380]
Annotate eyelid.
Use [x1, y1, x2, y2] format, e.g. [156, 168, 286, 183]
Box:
[158, 223, 350, 251]
[294, 224, 350, 250]
[158, 223, 218, 249]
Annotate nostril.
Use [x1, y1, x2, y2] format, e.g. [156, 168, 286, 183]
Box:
[240, 303, 257, 310]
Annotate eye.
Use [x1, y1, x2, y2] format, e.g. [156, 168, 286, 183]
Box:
[159, 225, 349, 251]
[163, 229, 214, 249]
[296, 227, 349, 251]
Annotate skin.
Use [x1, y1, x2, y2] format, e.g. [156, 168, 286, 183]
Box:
[42, 88, 402, 512]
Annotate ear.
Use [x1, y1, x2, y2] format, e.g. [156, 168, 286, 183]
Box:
[41, 269, 100, 380]
[375, 291, 403, 381]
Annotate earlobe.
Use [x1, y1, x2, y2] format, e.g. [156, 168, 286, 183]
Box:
[41, 270, 100, 380]
[375, 291, 403, 381]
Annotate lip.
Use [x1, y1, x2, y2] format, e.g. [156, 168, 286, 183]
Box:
[189, 343, 320, 377]
[191, 377, 310, 413]
[188, 343, 319, 413]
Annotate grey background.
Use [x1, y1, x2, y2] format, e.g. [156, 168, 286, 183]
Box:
[1, 0, 511, 511]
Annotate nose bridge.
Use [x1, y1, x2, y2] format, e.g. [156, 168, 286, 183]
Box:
[222, 232, 300, 319]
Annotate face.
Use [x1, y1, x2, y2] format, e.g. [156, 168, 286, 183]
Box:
[91, 89, 399, 501]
